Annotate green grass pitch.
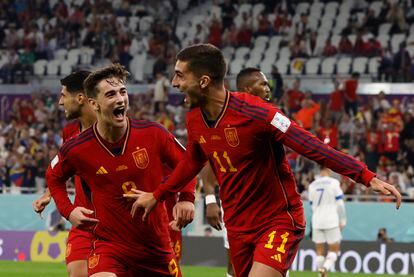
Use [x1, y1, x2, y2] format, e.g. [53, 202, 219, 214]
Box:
[0, 261, 412, 276]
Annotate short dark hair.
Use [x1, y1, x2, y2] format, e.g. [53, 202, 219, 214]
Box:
[84, 64, 130, 99]
[60, 70, 91, 94]
[236, 67, 261, 89]
[176, 44, 227, 83]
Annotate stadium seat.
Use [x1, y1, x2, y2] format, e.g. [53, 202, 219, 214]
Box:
[80, 47, 94, 65]
[46, 59, 61, 75]
[368, 57, 380, 74]
[377, 34, 390, 48]
[254, 36, 269, 52]
[279, 46, 291, 60]
[325, 2, 339, 16]
[263, 48, 278, 63]
[67, 49, 81, 65]
[222, 46, 235, 61]
[308, 17, 320, 31]
[296, 2, 310, 15]
[229, 59, 245, 75]
[33, 59, 47, 76]
[407, 45, 414, 57]
[379, 23, 392, 34]
[139, 16, 154, 33]
[260, 60, 274, 74]
[130, 53, 147, 82]
[331, 34, 341, 48]
[175, 26, 187, 41]
[310, 2, 324, 18]
[252, 3, 265, 18]
[60, 60, 73, 76]
[316, 34, 329, 53]
[275, 59, 289, 75]
[353, 57, 368, 74]
[54, 49, 68, 62]
[269, 36, 282, 49]
[370, 1, 383, 17]
[239, 3, 252, 15]
[234, 47, 250, 60]
[409, 23, 414, 35]
[321, 57, 336, 75]
[391, 34, 406, 54]
[348, 34, 357, 45]
[305, 57, 321, 75]
[337, 57, 352, 74]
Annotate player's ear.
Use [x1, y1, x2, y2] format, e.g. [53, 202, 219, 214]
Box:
[88, 98, 99, 112]
[77, 93, 86, 104]
[199, 75, 211, 89]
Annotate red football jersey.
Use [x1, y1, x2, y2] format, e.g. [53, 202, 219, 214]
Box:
[61, 120, 92, 210]
[47, 119, 195, 258]
[154, 92, 375, 233]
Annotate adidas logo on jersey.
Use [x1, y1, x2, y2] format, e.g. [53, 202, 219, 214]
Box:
[96, 166, 108, 174]
[199, 136, 206, 144]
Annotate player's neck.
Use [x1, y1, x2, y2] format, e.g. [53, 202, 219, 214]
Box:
[96, 120, 127, 143]
[201, 86, 227, 120]
[79, 110, 96, 132]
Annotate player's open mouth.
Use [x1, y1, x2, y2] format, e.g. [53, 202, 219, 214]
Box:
[113, 106, 126, 119]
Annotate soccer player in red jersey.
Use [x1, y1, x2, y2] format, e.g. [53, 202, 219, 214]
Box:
[203, 67, 271, 277]
[132, 44, 401, 277]
[47, 64, 195, 277]
[33, 70, 96, 277]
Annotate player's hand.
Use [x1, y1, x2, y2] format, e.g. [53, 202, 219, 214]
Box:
[173, 201, 195, 229]
[206, 203, 222, 230]
[68, 207, 99, 229]
[370, 177, 402, 209]
[339, 223, 345, 231]
[124, 189, 157, 221]
[169, 220, 181, 232]
[32, 193, 52, 217]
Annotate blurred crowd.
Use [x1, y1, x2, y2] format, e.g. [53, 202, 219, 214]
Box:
[2, 0, 414, 83]
[280, 74, 414, 202]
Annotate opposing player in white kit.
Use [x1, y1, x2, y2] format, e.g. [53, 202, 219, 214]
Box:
[309, 167, 347, 277]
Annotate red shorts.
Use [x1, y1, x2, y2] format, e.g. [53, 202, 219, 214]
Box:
[65, 227, 93, 264]
[88, 240, 181, 277]
[169, 230, 182, 262]
[228, 223, 304, 277]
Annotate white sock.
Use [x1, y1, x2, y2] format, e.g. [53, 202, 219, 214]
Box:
[316, 255, 325, 270]
[226, 274, 233, 277]
[323, 251, 338, 271]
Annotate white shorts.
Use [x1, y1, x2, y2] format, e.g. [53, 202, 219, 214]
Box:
[312, 227, 341, 244]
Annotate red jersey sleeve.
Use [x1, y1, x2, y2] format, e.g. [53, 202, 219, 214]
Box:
[258, 101, 375, 186]
[46, 151, 77, 219]
[161, 131, 197, 203]
[153, 117, 207, 202]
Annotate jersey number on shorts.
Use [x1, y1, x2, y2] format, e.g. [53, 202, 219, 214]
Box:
[168, 258, 179, 277]
[213, 151, 237, 173]
[316, 188, 324, 205]
[264, 231, 290, 254]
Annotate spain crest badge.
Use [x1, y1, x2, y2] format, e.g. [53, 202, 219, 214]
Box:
[224, 128, 239, 147]
[132, 148, 149, 169]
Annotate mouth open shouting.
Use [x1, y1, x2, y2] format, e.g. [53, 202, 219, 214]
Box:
[113, 105, 126, 122]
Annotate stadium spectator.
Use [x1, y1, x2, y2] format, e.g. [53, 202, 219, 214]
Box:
[338, 35, 353, 55]
[344, 72, 360, 117]
[294, 98, 321, 131]
[286, 78, 304, 114]
[322, 38, 338, 57]
[377, 227, 394, 242]
[393, 42, 412, 82]
[327, 80, 344, 122]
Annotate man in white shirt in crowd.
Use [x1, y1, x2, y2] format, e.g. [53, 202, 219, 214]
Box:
[309, 167, 347, 277]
